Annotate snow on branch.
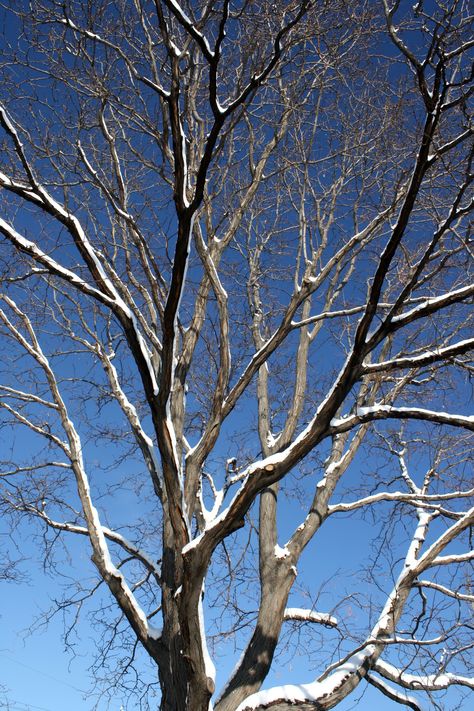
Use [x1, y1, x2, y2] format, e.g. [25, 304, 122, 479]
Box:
[330, 405, 474, 434]
[96, 344, 163, 494]
[362, 338, 474, 374]
[391, 284, 474, 328]
[328, 488, 474, 515]
[283, 608, 338, 628]
[414, 580, 474, 603]
[0, 217, 114, 307]
[430, 550, 474, 567]
[0, 104, 135, 315]
[373, 658, 474, 692]
[235, 649, 373, 710]
[221, 1, 312, 117]
[0, 295, 162, 653]
[1, 107, 162, 402]
[366, 672, 424, 710]
[414, 504, 474, 574]
[25, 510, 161, 579]
[160, 0, 215, 61]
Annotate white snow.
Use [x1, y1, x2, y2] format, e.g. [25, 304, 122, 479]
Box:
[246, 449, 288, 475]
[166, 0, 215, 58]
[274, 544, 290, 559]
[432, 550, 474, 566]
[0, 106, 18, 136]
[66, 430, 155, 645]
[101, 526, 160, 576]
[284, 608, 337, 627]
[218, 646, 248, 700]
[179, 123, 190, 208]
[0, 217, 116, 306]
[392, 285, 474, 324]
[404, 511, 431, 568]
[266, 431, 280, 448]
[167, 0, 193, 26]
[201, 486, 224, 525]
[330, 404, 474, 431]
[356, 404, 390, 417]
[0, 171, 38, 197]
[25, 180, 148, 352]
[198, 593, 216, 682]
[368, 672, 426, 710]
[325, 459, 342, 475]
[181, 532, 202, 555]
[169, 39, 183, 57]
[316, 475, 327, 490]
[374, 658, 474, 691]
[235, 649, 372, 710]
[106, 359, 155, 447]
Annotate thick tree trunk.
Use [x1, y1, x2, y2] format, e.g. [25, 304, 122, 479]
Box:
[216, 562, 296, 711]
[160, 513, 214, 711]
[160, 506, 190, 711]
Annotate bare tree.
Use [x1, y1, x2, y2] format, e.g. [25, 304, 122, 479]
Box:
[0, 1, 473, 710]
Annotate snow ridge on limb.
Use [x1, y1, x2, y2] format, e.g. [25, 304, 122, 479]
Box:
[57, 16, 170, 97]
[390, 283, 474, 328]
[235, 648, 374, 710]
[414, 580, 474, 603]
[372, 659, 474, 692]
[156, 0, 316, 542]
[283, 608, 338, 628]
[0, 218, 114, 307]
[362, 338, 474, 373]
[160, 0, 215, 61]
[25, 510, 161, 580]
[330, 405, 474, 433]
[328, 487, 473, 517]
[219, 1, 314, 117]
[184, 396, 473, 555]
[366, 673, 425, 711]
[96, 344, 163, 497]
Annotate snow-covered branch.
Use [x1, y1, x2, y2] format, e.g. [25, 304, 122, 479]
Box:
[362, 339, 474, 374]
[0, 217, 114, 307]
[414, 580, 474, 603]
[160, 0, 215, 61]
[366, 673, 424, 710]
[328, 486, 473, 515]
[330, 405, 474, 434]
[373, 658, 474, 692]
[283, 608, 338, 628]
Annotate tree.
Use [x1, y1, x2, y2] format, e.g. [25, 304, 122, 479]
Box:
[0, 1, 473, 709]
